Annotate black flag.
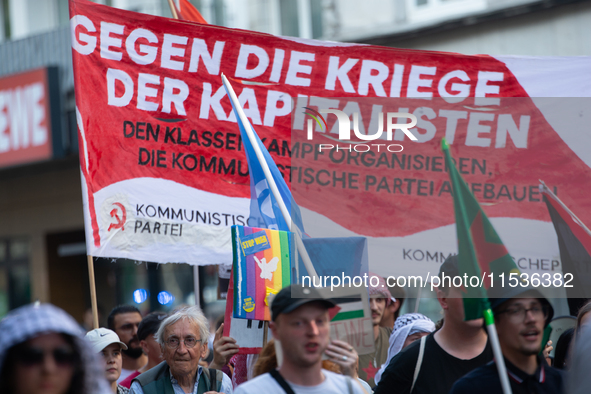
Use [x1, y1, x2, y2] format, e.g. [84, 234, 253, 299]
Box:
[541, 184, 591, 315]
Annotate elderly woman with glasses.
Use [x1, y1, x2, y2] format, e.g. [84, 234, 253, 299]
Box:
[129, 306, 232, 394]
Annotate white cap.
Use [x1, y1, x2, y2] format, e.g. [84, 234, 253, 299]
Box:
[85, 328, 128, 353]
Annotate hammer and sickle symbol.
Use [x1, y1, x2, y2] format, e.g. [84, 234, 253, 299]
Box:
[108, 202, 127, 231]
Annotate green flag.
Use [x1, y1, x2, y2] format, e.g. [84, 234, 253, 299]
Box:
[441, 138, 521, 320]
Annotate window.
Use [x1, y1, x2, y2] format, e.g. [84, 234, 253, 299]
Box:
[406, 0, 486, 24]
[212, 0, 225, 26]
[310, 0, 323, 38]
[279, 0, 299, 37]
[0, 238, 32, 318]
[0, 0, 7, 41]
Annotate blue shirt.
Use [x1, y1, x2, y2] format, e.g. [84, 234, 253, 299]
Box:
[129, 365, 233, 394]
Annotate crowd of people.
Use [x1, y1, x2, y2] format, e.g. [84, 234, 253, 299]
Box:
[1, 255, 589, 394]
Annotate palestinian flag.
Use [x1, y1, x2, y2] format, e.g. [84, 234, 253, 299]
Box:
[442, 139, 521, 320]
[330, 298, 366, 322]
[541, 184, 591, 314]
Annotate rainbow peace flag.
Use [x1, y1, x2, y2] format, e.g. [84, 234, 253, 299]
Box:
[232, 225, 293, 321]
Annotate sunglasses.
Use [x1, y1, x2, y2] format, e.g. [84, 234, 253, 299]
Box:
[17, 347, 77, 367]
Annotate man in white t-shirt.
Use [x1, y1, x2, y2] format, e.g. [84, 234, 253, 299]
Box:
[235, 285, 367, 394]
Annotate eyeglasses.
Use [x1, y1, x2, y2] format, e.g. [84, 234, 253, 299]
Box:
[496, 304, 548, 322]
[165, 337, 202, 349]
[17, 347, 77, 367]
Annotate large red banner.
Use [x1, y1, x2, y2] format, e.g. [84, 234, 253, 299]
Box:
[70, 0, 591, 272]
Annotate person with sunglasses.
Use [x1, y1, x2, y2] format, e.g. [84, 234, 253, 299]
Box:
[86, 328, 130, 394]
[0, 303, 111, 394]
[129, 305, 232, 394]
[450, 286, 562, 394]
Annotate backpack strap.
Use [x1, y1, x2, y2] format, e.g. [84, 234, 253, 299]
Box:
[200, 367, 223, 393]
[270, 369, 296, 394]
[132, 362, 174, 394]
[346, 376, 353, 394]
[216, 369, 224, 391]
[410, 335, 427, 393]
[208, 369, 218, 392]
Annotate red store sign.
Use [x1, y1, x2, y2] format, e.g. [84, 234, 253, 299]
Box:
[0, 67, 61, 168]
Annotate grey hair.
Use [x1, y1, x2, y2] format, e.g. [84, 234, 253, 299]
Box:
[156, 306, 210, 347]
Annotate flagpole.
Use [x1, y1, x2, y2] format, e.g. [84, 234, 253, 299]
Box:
[221, 74, 320, 283]
[87, 255, 99, 329]
[483, 306, 512, 393]
[167, 0, 208, 310]
[442, 138, 512, 394]
[167, 0, 179, 19]
[414, 287, 421, 313]
[540, 180, 591, 238]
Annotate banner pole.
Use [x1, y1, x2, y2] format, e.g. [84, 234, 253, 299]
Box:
[193, 265, 200, 307]
[414, 287, 422, 313]
[164, 0, 204, 311]
[87, 255, 99, 329]
[166, 0, 203, 311]
[221, 74, 320, 282]
[167, 0, 179, 19]
[263, 321, 269, 347]
[167, 0, 202, 311]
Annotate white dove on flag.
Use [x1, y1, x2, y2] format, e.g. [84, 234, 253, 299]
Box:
[254, 256, 279, 280]
[255, 179, 279, 230]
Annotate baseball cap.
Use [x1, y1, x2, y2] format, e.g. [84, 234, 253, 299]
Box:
[85, 328, 128, 353]
[488, 285, 554, 327]
[440, 255, 554, 326]
[439, 254, 459, 279]
[137, 312, 167, 341]
[271, 285, 336, 321]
